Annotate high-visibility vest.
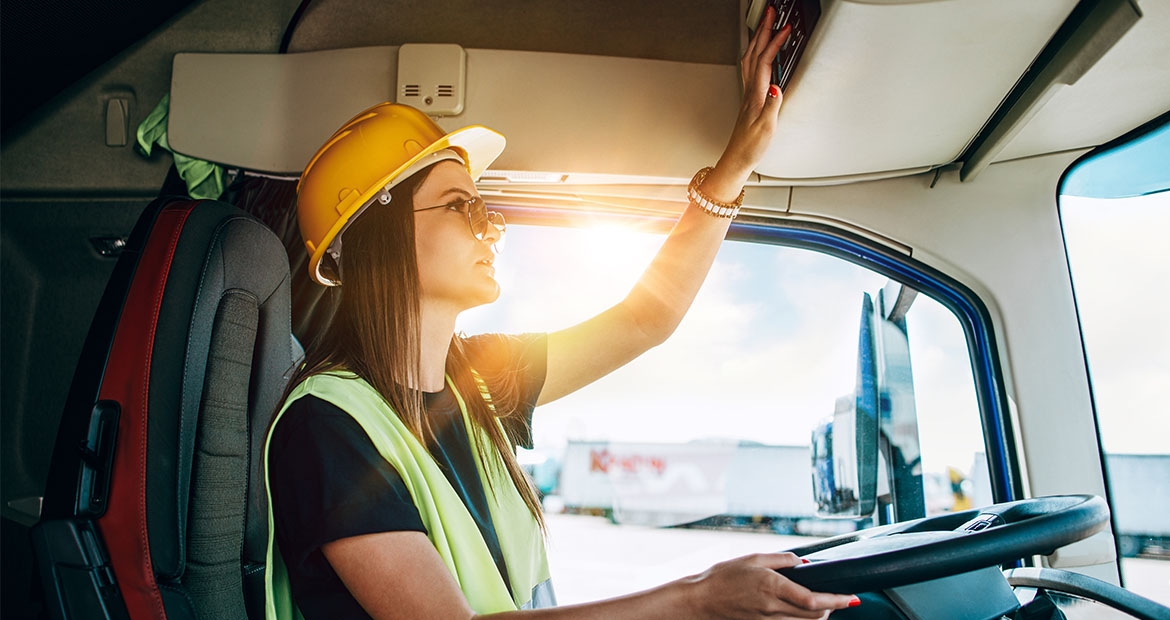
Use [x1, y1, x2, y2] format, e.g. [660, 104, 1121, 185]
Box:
[264, 371, 555, 619]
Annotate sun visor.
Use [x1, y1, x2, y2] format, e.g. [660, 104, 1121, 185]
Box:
[168, 45, 738, 179]
[170, 47, 397, 176]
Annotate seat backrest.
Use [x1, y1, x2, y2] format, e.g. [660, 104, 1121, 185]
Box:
[33, 197, 294, 620]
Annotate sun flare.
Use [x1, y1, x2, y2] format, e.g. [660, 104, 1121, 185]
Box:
[462, 222, 667, 333]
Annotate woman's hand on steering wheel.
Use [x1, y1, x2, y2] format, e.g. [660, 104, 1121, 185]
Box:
[685, 552, 859, 619]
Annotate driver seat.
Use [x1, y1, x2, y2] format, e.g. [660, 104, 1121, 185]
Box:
[32, 197, 295, 619]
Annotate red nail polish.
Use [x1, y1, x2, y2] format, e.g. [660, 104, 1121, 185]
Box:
[768, 84, 780, 98]
[848, 597, 861, 608]
[801, 558, 810, 564]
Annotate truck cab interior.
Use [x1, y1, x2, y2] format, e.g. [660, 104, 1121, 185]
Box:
[2, 1, 1168, 619]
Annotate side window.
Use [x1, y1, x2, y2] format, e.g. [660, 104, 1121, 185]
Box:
[1059, 121, 1170, 605]
[459, 222, 988, 603]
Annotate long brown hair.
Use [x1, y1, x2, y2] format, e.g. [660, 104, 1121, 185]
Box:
[281, 165, 545, 530]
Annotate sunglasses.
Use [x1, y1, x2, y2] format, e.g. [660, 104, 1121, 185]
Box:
[414, 195, 506, 243]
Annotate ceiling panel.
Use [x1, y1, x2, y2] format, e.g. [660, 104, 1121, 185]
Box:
[993, 0, 1170, 163]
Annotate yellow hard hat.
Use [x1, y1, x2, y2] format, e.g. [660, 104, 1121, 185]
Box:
[296, 102, 506, 286]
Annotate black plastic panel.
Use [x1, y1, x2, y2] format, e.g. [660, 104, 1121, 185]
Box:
[31, 519, 129, 620]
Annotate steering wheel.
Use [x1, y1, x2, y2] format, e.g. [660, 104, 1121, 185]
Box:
[775, 495, 1109, 594]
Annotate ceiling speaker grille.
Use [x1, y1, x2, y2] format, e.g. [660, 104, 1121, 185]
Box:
[397, 44, 466, 116]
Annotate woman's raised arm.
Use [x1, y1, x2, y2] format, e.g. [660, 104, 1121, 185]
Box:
[539, 7, 794, 406]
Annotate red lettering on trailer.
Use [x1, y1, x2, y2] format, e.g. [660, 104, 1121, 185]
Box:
[589, 449, 666, 475]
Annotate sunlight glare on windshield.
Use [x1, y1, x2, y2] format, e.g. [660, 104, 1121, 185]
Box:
[480, 222, 664, 332]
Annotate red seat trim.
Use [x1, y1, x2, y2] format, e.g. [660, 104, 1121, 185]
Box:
[96, 201, 199, 620]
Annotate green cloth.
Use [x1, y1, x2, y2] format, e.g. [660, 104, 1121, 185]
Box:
[136, 94, 227, 200]
[263, 372, 554, 618]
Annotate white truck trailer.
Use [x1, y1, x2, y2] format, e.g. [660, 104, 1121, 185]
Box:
[559, 440, 862, 535]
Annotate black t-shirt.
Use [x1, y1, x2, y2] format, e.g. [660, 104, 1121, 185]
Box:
[268, 333, 547, 620]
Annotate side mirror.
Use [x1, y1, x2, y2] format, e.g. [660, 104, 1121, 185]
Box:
[811, 284, 925, 521]
[811, 293, 880, 517]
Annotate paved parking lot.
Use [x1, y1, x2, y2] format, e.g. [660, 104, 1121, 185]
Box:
[544, 513, 1170, 607]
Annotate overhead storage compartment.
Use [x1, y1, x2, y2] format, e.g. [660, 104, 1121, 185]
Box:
[754, 0, 1079, 179]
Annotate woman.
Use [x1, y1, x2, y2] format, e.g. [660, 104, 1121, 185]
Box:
[265, 7, 860, 619]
